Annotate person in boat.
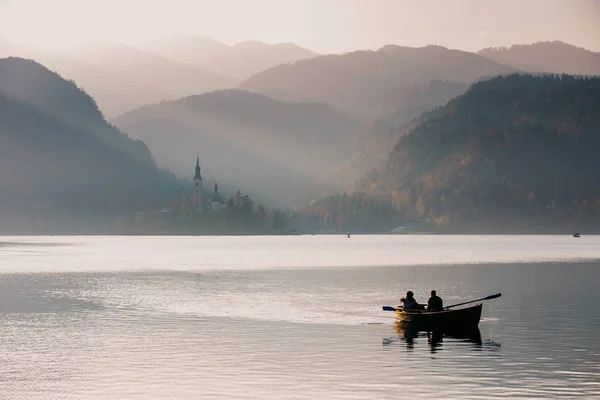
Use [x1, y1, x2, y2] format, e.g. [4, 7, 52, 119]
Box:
[401, 291, 419, 311]
[427, 290, 444, 312]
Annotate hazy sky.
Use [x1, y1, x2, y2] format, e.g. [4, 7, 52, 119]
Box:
[0, 0, 598, 53]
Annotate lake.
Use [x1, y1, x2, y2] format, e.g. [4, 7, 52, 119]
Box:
[0, 235, 599, 399]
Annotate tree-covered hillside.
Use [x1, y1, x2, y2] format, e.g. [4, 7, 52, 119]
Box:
[0, 58, 176, 232]
[303, 74, 600, 232]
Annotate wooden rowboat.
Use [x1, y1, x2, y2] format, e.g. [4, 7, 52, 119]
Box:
[395, 303, 482, 331]
[383, 293, 500, 333]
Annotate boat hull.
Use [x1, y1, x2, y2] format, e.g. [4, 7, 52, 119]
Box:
[395, 303, 482, 332]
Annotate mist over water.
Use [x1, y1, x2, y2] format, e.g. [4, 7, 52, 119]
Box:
[0, 235, 598, 399]
[1, 235, 599, 273]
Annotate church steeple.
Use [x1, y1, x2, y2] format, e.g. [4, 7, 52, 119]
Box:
[193, 154, 205, 212]
[194, 154, 202, 181]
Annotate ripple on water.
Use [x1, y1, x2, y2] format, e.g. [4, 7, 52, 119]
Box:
[0, 236, 599, 399]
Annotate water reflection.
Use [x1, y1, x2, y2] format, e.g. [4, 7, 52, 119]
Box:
[383, 322, 487, 353]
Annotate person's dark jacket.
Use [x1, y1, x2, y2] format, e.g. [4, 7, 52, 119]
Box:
[427, 295, 444, 312]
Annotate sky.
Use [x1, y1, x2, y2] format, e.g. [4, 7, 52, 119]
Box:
[0, 0, 598, 53]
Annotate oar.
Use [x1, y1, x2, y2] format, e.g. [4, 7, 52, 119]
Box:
[444, 293, 501, 310]
[382, 306, 399, 312]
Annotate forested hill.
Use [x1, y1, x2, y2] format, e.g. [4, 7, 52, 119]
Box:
[0, 58, 174, 233]
[303, 74, 600, 233]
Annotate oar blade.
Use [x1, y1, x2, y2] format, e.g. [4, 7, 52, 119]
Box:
[382, 306, 397, 312]
[484, 293, 502, 300]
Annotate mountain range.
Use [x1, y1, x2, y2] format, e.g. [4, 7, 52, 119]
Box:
[144, 36, 317, 80]
[18, 45, 236, 118]
[3, 38, 316, 117]
[2, 39, 600, 232]
[239, 45, 517, 119]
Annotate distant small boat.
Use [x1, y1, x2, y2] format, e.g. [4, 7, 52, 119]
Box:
[573, 232, 580, 238]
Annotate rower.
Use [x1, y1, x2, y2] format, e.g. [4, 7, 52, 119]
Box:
[427, 290, 444, 312]
[401, 291, 419, 310]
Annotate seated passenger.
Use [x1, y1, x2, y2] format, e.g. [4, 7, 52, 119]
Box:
[401, 291, 419, 311]
[427, 290, 444, 312]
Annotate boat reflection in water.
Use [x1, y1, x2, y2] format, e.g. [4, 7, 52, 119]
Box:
[383, 322, 484, 353]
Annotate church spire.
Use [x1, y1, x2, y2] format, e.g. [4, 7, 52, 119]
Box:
[193, 154, 205, 213]
[194, 154, 202, 181]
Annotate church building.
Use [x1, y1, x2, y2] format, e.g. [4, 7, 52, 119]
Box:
[210, 182, 227, 214]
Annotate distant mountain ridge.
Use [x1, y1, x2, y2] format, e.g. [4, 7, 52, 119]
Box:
[479, 41, 600, 76]
[3, 39, 316, 117]
[145, 36, 317, 80]
[19, 44, 237, 117]
[240, 45, 517, 119]
[113, 89, 362, 206]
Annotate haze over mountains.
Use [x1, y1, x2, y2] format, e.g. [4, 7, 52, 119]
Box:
[39, 45, 236, 117]
[315, 41, 600, 195]
[240, 45, 517, 119]
[327, 80, 470, 188]
[2, 38, 316, 117]
[304, 74, 600, 233]
[3, 39, 598, 121]
[144, 36, 317, 80]
[2, 36, 600, 232]
[0, 57, 174, 232]
[114, 90, 361, 206]
[113, 44, 514, 205]
[479, 41, 600, 76]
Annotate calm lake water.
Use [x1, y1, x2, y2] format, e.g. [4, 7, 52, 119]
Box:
[0, 235, 599, 399]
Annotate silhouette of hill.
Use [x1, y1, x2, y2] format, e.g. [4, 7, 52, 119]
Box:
[0, 57, 174, 233]
[479, 41, 600, 76]
[113, 90, 361, 206]
[146, 36, 317, 80]
[240, 45, 516, 119]
[9, 45, 237, 117]
[302, 74, 600, 233]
